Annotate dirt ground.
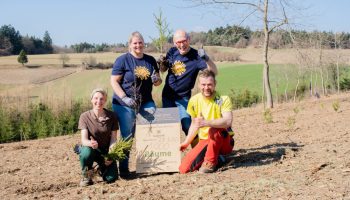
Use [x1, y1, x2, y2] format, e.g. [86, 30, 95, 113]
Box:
[0, 93, 350, 200]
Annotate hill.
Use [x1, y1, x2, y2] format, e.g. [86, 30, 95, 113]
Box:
[0, 93, 349, 199]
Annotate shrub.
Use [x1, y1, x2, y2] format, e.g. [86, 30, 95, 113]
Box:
[340, 77, 350, 90]
[263, 109, 273, 123]
[229, 89, 260, 109]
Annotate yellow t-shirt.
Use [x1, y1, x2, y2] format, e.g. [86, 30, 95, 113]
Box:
[187, 93, 233, 140]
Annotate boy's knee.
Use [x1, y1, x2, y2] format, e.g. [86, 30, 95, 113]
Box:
[79, 146, 94, 160]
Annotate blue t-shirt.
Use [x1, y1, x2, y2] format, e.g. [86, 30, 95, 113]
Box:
[162, 47, 207, 99]
[111, 52, 157, 106]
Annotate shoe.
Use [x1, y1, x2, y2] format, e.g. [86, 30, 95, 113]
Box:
[119, 169, 131, 179]
[80, 177, 93, 187]
[80, 169, 93, 187]
[199, 162, 216, 173]
[73, 144, 81, 154]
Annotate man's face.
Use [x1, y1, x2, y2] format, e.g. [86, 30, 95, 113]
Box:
[173, 32, 190, 55]
[198, 76, 216, 98]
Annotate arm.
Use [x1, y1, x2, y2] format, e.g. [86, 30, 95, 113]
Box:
[110, 75, 126, 98]
[81, 129, 98, 149]
[109, 130, 117, 149]
[199, 111, 232, 129]
[179, 117, 201, 151]
[206, 58, 218, 75]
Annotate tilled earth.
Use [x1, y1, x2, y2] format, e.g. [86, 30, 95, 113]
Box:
[1, 94, 350, 200]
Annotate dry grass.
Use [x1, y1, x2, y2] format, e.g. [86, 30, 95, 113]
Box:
[1, 48, 350, 69]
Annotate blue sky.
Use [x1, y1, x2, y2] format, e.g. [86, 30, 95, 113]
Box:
[1, 0, 349, 46]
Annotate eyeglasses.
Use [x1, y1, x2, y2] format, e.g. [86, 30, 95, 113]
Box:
[175, 39, 188, 45]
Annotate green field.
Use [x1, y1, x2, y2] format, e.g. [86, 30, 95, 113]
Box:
[2, 60, 342, 106]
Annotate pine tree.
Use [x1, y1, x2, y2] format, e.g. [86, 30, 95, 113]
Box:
[17, 49, 28, 66]
[43, 31, 53, 53]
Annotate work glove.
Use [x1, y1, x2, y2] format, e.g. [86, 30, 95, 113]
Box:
[144, 107, 156, 115]
[151, 71, 160, 83]
[122, 96, 137, 108]
[198, 48, 209, 61]
[157, 55, 169, 72]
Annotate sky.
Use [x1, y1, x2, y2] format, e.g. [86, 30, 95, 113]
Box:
[1, 0, 349, 46]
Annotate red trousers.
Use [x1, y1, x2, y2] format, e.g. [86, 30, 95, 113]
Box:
[179, 128, 234, 174]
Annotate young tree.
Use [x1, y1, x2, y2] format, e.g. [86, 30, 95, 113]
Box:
[190, 0, 295, 108]
[17, 50, 28, 66]
[59, 52, 70, 67]
[151, 8, 171, 53]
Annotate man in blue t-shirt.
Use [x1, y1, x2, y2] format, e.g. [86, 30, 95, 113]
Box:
[159, 29, 217, 138]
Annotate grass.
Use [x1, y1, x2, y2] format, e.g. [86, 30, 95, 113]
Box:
[0, 63, 303, 105]
[216, 63, 301, 97]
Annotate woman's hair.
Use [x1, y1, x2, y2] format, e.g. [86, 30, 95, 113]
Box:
[128, 31, 144, 46]
[90, 88, 107, 99]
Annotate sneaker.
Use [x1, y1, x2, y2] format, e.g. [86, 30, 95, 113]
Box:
[80, 169, 93, 187]
[199, 162, 216, 173]
[80, 177, 93, 187]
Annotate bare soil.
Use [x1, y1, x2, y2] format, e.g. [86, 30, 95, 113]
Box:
[1, 93, 349, 199]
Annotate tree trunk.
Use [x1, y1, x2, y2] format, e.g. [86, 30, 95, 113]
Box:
[263, 0, 273, 108]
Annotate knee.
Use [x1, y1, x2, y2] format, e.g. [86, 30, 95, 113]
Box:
[79, 146, 94, 161]
[208, 128, 222, 139]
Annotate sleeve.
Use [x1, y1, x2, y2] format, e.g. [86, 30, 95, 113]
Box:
[111, 55, 125, 76]
[196, 49, 207, 71]
[186, 97, 197, 118]
[78, 113, 87, 130]
[166, 47, 175, 65]
[150, 56, 159, 73]
[221, 96, 233, 113]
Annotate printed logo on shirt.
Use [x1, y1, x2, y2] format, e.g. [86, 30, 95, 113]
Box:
[134, 66, 150, 80]
[171, 61, 186, 76]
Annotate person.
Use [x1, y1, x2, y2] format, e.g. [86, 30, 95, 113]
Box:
[178, 69, 235, 174]
[110, 31, 162, 178]
[158, 29, 217, 139]
[78, 88, 119, 186]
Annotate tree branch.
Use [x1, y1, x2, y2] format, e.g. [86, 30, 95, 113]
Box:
[268, 0, 288, 33]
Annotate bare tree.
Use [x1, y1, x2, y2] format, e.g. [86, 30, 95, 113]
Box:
[59, 52, 70, 67]
[190, 0, 291, 108]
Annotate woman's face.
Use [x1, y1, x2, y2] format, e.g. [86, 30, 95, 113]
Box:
[91, 92, 106, 110]
[129, 36, 144, 55]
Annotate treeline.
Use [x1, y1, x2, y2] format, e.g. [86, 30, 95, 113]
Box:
[190, 25, 350, 49]
[2, 24, 350, 57]
[0, 25, 53, 56]
[70, 42, 126, 53]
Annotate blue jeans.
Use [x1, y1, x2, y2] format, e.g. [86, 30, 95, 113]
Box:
[162, 96, 191, 135]
[112, 101, 156, 171]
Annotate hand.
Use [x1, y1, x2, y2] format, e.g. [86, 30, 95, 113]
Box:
[104, 159, 113, 166]
[90, 137, 98, 149]
[122, 96, 137, 108]
[151, 71, 161, 84]
[157, 55, 169, 72]
[180, 142, 189, 152]
[144, 107, 156, 115]
[193, 116, 206, 128]
[198, 48, 209, 61]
